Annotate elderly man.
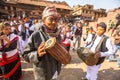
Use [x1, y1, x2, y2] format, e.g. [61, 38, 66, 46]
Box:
[22, 6, 62, 80]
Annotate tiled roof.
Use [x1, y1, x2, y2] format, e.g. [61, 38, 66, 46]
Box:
[17, 0, 72, 10]
[5, 0, 17, 4]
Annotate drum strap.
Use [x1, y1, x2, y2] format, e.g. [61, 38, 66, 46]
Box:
[88, 35, 107, 52]
[85, 35, 97, 47]
[39, 29, 49, 41]
[89, 35, 107, 51]
[87, 36, 97, 49]
[38, 30, 53, 78]
[95, 35, 107, 52]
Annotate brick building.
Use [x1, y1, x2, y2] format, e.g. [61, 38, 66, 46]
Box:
[72, 4, 107, 21]
[0, 0, 72, 19]
[0, 0, 10, 19]
[89, 7, 120, 29]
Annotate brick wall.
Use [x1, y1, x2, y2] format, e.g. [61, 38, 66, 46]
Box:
[89, 8, 120, 28]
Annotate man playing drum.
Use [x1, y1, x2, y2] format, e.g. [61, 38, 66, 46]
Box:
[84, 22, 114, 80]
[22, 6, 63, 80]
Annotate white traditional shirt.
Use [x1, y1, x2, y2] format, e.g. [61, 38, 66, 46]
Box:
[87, 35, 114, 57]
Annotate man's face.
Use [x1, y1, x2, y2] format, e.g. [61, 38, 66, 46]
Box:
[43, 16, 58, 30]
[96, 26, 106, 36]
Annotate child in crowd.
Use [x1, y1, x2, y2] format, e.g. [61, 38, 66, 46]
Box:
[84, 22, 114, 80]
[0, 23, 22, 80]
[62, 24, 73, 51]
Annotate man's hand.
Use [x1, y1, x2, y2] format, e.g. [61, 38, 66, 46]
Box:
[37, 42, 46, 57]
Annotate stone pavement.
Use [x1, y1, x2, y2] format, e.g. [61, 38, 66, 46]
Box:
[22, 49, 120, 80]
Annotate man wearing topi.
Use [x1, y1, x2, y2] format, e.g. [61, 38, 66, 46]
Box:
[22, 6, 63, 80]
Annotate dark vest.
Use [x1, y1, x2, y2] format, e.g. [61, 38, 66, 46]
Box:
[75, 27, 82, 36]
[96, 36, 108, 65]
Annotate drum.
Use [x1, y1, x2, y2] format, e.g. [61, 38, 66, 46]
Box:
[45, 38, 71, 64]
[77, 47, 98, 66]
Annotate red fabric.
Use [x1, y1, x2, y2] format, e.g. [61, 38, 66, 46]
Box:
[0, 53, 18, 66]
[19, 75, 22, 80]
[4, 61, 21, 78]
[62, 40, 70, 47]
[62, 43, 70, 47]
[2, 52, 7, 61]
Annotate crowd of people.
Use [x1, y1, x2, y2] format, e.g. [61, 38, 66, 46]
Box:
[0, 6, 120, 80]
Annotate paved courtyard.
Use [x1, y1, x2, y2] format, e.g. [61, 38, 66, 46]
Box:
[21, 31, 120, 80]
[22, 49, 120, 80]
[21, 32, 120, 80]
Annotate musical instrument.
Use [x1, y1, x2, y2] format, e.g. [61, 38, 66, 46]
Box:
[45, 38, 71, 64]
[77, 47, 98, 66]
